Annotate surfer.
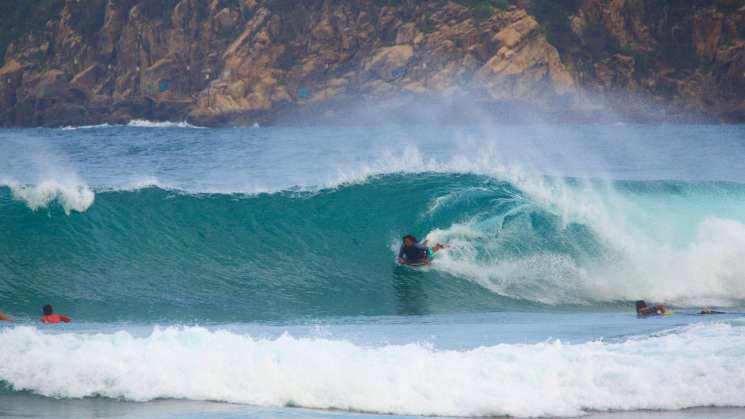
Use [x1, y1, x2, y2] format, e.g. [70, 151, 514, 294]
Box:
[398, 235, 446, 266]
[0, 311, 12, 322]
[700, 307, 725, 315]
[635, 300, 668, 317]
[40, 304, 71, 324]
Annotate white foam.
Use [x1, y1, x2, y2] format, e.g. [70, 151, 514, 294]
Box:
[431, 170, 745, 305]
[425, 223, 589, 304]
[60, 123, 114, 130]
[1, 141, 96, 214]
[609, 217, 745, 305]
[126, 119, 203, 129]
[1, 322, 745, 417]
[118, 176, 175, 191]
[6, 180, 94, 214]
[58, 120, 203, 129]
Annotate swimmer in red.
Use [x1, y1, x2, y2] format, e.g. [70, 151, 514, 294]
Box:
[0, 311, 12, 322]
[40, 304, 71, 324]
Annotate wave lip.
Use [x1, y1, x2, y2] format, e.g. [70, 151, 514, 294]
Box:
[2, 322, 745, 417]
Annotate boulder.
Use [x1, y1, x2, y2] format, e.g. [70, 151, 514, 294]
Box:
[693, 8, 724, 61]
[363, 45, 414, 82]
[70, 63, 104, 93]
[476, 32, 575, 103]
[38, 103, 89, 127]
[591, 54, 637, 93]
[715, 43, 745, 101]
[0, 60, 26, 109]
[214, 7, 240, 36]
[493, 16, 538, 49]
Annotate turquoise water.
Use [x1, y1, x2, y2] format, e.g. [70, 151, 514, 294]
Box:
[2, 122, 745, 418]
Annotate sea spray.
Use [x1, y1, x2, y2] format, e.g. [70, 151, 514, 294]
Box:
[0, 138, 95, 214]
[6, 180, 94, 214]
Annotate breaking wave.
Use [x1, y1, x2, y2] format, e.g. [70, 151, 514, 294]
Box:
[2, 321, 745, 417]
[2, 171, 745, 321]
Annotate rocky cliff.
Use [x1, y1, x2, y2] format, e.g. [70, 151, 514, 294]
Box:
[0, 0, 743, 127]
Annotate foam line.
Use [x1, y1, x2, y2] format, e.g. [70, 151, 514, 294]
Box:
[1, 322, 745, 417]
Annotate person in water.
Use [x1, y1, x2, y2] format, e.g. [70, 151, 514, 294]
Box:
[700, 307, 725, 315]
[40, 305, 71, 324]
[0, 311, 12, 322]
[398, 235, 446, 265]
[635, 300, 667, 317]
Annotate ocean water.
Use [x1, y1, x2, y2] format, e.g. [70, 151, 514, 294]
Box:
[1, 121, 745, 418]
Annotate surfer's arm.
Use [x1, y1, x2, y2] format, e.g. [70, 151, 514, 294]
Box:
[59, 315, 72, 323]
[431, 243, 447, 253]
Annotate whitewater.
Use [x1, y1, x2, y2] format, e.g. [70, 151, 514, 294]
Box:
[1, 122, 745, 418]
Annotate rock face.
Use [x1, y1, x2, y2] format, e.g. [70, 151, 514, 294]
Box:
[0, 0, 743, 126]
[559, 0, 745, 121]
[475, 13, 574, 104]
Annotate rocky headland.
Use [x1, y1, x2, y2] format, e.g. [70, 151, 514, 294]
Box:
[0, 0, 743, 126]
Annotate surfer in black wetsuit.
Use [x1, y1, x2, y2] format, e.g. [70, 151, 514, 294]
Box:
[700, 307, 725, 315]
[398, 235, 446, 265]
[635, 300, 667, 317]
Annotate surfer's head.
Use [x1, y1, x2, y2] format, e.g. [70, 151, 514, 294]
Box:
[402, 235, 417, 246]
[42, 304, 53, 315]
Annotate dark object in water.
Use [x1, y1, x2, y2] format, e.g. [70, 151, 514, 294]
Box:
[700, 308, 725, 315]
[635, 300, 668, 317]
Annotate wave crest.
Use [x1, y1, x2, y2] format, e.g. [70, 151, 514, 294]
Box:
[4, 180, 94, 214]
